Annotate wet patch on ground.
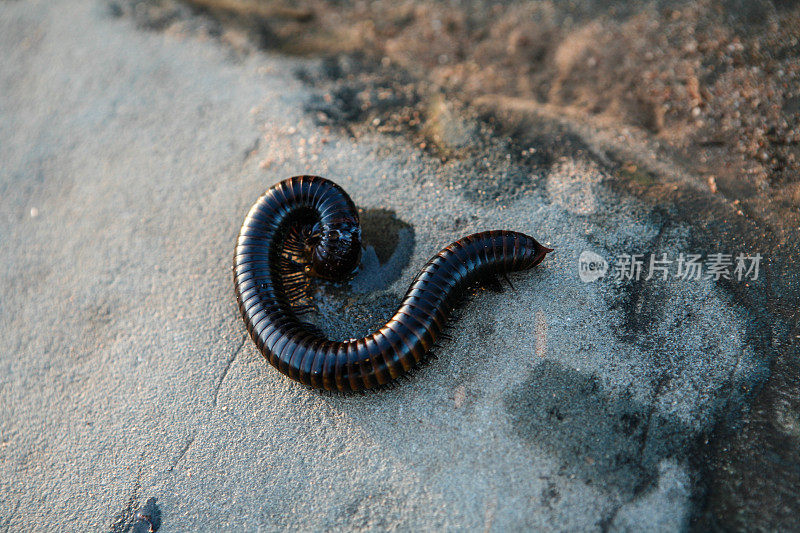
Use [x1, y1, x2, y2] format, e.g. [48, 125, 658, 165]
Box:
[109, 476, 140, 533]
[604, 156, 793, 374]
[505, 360, 689, 500]
[609, 168, 799, 323]
[607, 277, 671, 350]
[297, 54, 420, 135]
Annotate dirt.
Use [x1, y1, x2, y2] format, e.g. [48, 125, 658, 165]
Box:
[114, 1, 800, 181]
[111, 0, 800, 241]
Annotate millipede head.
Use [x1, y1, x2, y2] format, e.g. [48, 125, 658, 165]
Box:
[308, 219, 362, 281]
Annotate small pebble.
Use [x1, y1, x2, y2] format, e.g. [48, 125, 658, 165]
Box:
[453, 385, 466, 408]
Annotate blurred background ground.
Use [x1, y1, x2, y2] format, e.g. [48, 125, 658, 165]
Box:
[1, 0, 798, 531]
[120, 0, 800, 202]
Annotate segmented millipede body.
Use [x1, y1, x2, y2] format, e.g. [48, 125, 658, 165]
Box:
[233, 176, 552, 392]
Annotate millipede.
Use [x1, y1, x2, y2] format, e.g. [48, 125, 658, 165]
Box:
[233, 175, 552, 392]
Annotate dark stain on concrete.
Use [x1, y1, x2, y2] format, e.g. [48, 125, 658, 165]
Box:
[607, 276, 670, 350]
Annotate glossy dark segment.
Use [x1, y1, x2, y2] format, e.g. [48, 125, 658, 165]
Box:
[233, 175, 552, 391]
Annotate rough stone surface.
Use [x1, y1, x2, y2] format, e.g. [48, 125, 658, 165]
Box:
[0, 1, 796, 531]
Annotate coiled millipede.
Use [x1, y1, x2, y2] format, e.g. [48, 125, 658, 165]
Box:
[234, 176, 551, 391]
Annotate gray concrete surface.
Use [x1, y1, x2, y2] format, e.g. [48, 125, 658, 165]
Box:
[0, 1, 784, 531]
